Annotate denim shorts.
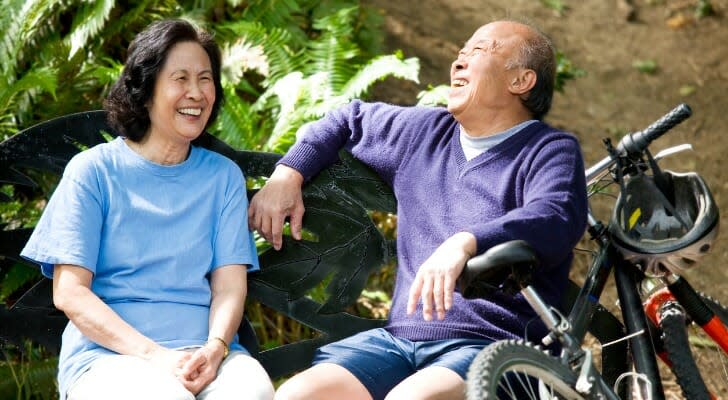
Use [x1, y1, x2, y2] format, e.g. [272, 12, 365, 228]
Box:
[312, 328, 492, 400]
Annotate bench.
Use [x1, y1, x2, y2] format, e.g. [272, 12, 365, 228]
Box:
[0, 110, 628, 384]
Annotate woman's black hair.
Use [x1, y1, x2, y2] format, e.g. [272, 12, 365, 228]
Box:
[104, 19, 224, 143]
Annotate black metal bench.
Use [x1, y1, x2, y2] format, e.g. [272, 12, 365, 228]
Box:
[0, 110, 395, 379]
[0, 110, 629, 385]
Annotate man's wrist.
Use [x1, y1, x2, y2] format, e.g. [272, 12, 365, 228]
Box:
[272, 164, 304, 186]
[452, 231, 477, 257]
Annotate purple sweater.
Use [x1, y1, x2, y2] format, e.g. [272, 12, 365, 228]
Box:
[280, 100, 588, 343]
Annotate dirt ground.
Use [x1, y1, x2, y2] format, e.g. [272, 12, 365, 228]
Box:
[363, 0, 728, 396]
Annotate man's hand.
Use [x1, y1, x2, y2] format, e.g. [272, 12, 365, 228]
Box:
[407, 232, 477, 321]
[248, 164, 305, 250]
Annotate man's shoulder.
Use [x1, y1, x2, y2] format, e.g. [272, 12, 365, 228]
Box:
[526, 121, 581, 146]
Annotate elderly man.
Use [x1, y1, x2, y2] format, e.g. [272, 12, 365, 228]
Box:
[249, 19, 588, 400]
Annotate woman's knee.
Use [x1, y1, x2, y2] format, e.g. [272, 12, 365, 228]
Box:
[199, 353, 274, 400]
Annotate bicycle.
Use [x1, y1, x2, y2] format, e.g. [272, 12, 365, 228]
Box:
[458, 103, 728, 399]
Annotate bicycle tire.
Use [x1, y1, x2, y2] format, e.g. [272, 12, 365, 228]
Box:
[699, 291, 728, 325]
[659, 305, 710, 399]
[466, 339, 586, 400]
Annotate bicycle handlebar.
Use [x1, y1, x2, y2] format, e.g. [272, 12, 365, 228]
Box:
[585, 103, 692, 184]
[616, 103, 692, 158]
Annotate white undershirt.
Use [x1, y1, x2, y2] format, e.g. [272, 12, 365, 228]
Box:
[460, 120, 538, 161]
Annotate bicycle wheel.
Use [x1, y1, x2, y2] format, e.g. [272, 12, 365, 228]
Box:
[660, 305, 710, 399]
[466, 339, 586, 400]
[654, 291, 728, 399]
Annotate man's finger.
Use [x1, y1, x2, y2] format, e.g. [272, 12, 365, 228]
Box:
[433, 274, 445, 320]
[407, 275, 423, 315]
[443, 273, 455, 311]
[271, 213, 287, 250]
[420, 277, 434, 321]
[289, 204, 305, 241]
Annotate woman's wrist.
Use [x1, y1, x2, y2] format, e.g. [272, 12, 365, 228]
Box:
[206, 336, 229, 359]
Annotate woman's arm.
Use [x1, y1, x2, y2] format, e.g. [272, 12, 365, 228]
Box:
[52, 264, 193, 375]
[179, 264, 247, 394]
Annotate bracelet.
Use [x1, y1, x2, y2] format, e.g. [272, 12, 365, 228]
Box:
[208, 336, 229, 359]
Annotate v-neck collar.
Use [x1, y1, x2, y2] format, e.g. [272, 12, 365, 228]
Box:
[452, 121, 542, 175]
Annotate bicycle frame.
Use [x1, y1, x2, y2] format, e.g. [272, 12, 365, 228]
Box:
[522, 103, 728, 399]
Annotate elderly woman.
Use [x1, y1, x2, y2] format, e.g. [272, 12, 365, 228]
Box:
[21, 19, 274, 400]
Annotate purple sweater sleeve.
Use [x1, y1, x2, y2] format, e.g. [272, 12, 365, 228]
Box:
[278, 100, 422, 185]
[467, 135, 588, 268]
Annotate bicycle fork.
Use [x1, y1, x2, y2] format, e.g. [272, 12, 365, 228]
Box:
[521, 285, 620, 399]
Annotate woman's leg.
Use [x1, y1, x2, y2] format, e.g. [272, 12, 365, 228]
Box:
[66, 355, 194, 400]
[196, 352, 274, 400]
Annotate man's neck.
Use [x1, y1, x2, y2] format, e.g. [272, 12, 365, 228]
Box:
[457, 106, 534, 138]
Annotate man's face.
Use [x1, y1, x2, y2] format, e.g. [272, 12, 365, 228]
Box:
[447, 22, 527, 121]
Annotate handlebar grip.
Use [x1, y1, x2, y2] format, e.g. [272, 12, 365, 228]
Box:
[617, 103, 692, 157]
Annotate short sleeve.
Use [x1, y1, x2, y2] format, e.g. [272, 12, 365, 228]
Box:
[20, 157, 103, 278]
[211, 165, 259, 272]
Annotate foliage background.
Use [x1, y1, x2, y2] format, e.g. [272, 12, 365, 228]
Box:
[0, 0, 592, 398]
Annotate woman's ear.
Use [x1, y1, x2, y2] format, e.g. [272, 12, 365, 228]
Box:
[508, 69, 537, 95]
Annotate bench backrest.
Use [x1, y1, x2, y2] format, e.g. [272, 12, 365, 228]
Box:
[0, 110, 396, 379]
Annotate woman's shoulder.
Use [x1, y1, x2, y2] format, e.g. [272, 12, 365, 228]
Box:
[62, 138, 121, 179]
[193, 145, 244, 178]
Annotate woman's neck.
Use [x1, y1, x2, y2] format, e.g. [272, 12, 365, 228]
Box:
[125, 135, 190, 165]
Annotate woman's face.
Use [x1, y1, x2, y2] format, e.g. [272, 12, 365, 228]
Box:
[146, 41, 215, 144]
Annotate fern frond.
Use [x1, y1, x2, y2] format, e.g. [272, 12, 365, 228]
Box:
[242, 0, 305, 43]
[0, 67, 57, 113]
[0, 0, 61, 77]
[339, 55, 419, 101]
[416, 84, 450, 107]
[212, 83, 269, 150]
[304, 7, 361, 94]
[66, 0, 115, 59]
[215, 21, 299, 87]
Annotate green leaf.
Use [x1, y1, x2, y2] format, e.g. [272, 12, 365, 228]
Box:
[0, 263, 41, 302]
[66, 0, 115, 59]
[632, 59, 659, 75]
[417, 84, 450, 107]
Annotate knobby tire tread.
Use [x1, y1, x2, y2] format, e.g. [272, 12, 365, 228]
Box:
[466, 339, 585, 400]
[659, 307, 710, 399]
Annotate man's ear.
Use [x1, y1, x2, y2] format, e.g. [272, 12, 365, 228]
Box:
[508, 69, 536, 95]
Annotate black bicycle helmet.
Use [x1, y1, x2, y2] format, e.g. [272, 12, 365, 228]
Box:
[610, 170, 719, 277]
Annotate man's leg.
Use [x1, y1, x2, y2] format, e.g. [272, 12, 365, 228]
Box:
[66, 355, 194, 400]
[274, 363, 373, 400]
[384, 366, 465, 400]
[196, 352, 274, 400]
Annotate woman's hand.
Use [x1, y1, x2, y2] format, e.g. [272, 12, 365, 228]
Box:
[248, 164, 305, 250]
[148, 347, 192, 379]
[406, 232, 477, 321]
[177, 341, 226, 394]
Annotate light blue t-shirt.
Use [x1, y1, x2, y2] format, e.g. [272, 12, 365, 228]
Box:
[20, 137, 259, 399]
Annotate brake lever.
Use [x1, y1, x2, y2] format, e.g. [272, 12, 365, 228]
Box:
[654, 144, 693, 162]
